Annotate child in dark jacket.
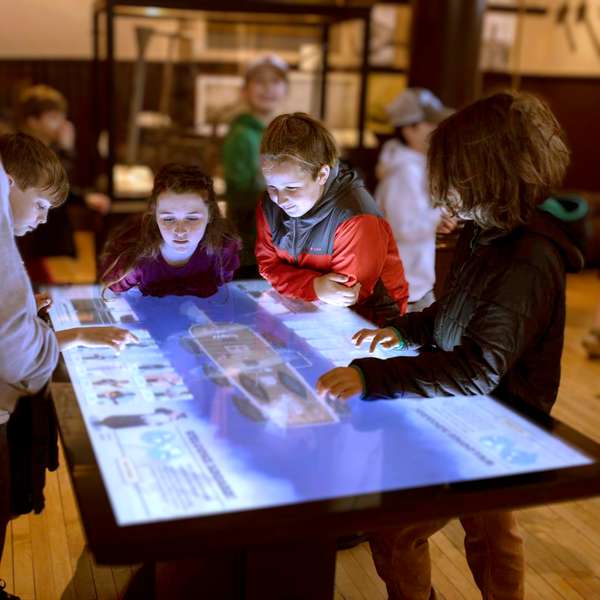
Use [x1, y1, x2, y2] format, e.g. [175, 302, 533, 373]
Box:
[317, 91, 582, 600]
[256, 112, 409, 326]
[101, 163, 240, 297]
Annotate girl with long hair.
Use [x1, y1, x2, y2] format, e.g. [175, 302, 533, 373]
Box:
[101, 163, 240, 297]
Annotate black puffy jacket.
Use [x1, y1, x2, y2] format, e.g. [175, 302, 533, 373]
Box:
[352, 210, 584, 413]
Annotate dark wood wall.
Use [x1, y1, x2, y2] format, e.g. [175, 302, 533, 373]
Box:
[0, 59, 234, 188]
[482, 73, 600, 193]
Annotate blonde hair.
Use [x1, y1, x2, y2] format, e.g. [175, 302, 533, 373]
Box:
[0, 132, 69, 206]
[260, 112, 338, 178]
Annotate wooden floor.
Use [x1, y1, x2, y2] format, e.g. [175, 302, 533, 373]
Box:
[1, 272, 599, 600]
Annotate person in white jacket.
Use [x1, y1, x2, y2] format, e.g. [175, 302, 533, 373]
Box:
[375, 88, 455, 311]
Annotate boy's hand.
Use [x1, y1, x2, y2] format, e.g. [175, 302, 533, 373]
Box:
[57, 120, 76, 152]
[85, 192, 111, 215]
[57, 327, 139, 352]
[34, 292, 52, 314]
[353, 327, 401, 353]
[313, 273, 361, 307]
[317, 367, 364, 400]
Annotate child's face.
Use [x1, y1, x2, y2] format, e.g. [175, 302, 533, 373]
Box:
[26, 110, 67, 145]
[244, 67, 288, 116]
[403, 121, 436, 154]
[7, 180, 51, 236]
[156, 192, 210, 255]
[262, 159, 330, 218]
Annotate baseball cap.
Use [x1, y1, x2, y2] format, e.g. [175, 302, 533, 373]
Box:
[244, 54, 289, 84]
[386, 88, 453, 127]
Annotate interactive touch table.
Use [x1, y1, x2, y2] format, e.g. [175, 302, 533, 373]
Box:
[48, 281, 600, 599]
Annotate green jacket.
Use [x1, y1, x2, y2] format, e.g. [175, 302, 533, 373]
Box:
[222, 113, 266, 206]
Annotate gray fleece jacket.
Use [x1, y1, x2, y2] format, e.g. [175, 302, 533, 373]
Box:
[0, 162, 58, 424]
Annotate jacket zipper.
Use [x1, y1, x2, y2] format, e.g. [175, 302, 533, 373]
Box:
[292, 219, 298, 264]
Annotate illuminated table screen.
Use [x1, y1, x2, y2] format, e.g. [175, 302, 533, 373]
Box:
[49, 282, 593, 527]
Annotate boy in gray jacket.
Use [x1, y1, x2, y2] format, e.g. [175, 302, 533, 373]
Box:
[0, 134, 133, 584]
[0, 136, 62, 596]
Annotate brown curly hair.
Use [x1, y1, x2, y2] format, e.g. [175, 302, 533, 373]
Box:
[427, 91, 570, 231]
[101, 163, 239, 294]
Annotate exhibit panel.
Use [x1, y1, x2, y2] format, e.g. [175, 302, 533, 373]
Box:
[48, 282, 597, 531]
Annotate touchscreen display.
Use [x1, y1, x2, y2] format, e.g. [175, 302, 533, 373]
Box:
[48, 283, 592, 526]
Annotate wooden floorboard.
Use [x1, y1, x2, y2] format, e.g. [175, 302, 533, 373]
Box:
[0, 271, 598, 599]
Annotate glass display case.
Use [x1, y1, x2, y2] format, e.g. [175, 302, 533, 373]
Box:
[91, 0, 409, 201]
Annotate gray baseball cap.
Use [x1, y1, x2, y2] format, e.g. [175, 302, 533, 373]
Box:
[244, 54, 289, 84]
[386, 88, 453, 127]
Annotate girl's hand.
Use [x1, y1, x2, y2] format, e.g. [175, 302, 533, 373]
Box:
[313, 273, 361, 307]
[57, 327, 139, 352]
[35, 293, 52, 314]
[353, 327, 401, 353]
[316, 367, 364, 400]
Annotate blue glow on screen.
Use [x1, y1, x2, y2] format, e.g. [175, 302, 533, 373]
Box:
[48, 282, 592, 526]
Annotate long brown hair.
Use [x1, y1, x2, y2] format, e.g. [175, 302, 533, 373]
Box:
[427, 91, 570, 231]
[101, 163, 239, 293]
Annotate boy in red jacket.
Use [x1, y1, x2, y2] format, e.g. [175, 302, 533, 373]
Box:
[256, 112, 408, 325]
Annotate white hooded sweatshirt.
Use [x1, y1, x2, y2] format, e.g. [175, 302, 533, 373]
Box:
[0, 161, 58, 424]
[375, 139, 441, 302]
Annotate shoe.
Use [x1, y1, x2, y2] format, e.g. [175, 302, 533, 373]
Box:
[336, 532, 368, 550]
[0, 580, 20, 600]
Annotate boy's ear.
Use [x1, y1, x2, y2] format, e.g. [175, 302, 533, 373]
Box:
[6, 174, 15, 188]
[316, 165, 330, 186]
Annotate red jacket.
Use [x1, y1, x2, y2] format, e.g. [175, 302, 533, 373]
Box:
[256, 163, 409, 325]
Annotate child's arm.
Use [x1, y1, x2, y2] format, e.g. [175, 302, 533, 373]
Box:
[330, 215, 409, 314]
[353, 303, 440, 351]
[56, 327, 138, 352]
[0, 302, 58, 396]
[219, 238, 242, 284]
[348, 261, 551, 400]
[107, 267, 141, 293]
[255, 204, 323, 300]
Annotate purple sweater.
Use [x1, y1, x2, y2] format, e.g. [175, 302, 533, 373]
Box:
[109, 238, 240, 297]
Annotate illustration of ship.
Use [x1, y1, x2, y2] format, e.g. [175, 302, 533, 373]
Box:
[189, 323, 339, 428]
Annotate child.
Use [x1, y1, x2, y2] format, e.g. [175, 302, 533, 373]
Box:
[0, 134, 131, 581]
[101, 163, 240, 297]
[375, 88, 455, 311]
[256, 112, 409, 326]
[17, 85, 110, 214]
[16, 85, 110, 282]
[222, 55, 289, 277]
[317, 92, 581, 600]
